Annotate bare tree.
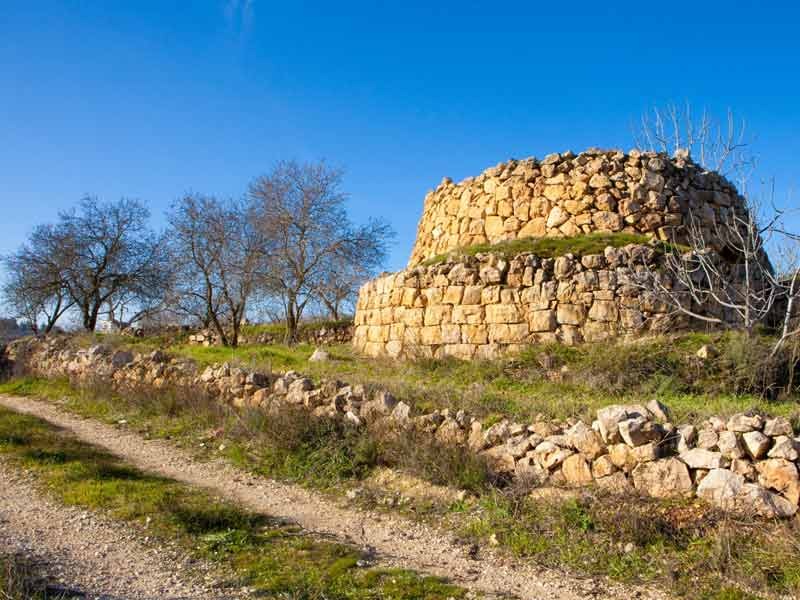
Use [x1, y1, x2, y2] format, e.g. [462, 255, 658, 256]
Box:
[770, 242, 800, 355]
[632, 104, 800, 356]
[630, 193, 800, 357]
[314, 255, 367, 321]
[634, 102, 756, 184]
[634, 197, 777, 329]
[314, 234, 391, 320]
[50, 197, 167, 332]
[2, 225, 73, 333]
[249, 160, 393, 344]
[3, 198, 165, 333]
[167, 194, 263, 347]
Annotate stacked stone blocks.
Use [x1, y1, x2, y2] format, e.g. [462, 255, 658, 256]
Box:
[408, 148, 744, 267]
[354, 148, 748, 359]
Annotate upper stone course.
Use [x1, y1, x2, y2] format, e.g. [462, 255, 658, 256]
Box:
[408, 148, 745, 267]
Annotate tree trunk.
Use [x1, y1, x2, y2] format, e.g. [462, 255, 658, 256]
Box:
[285, 299, 298, 345]
[322, 298, 340, 321]
[82, 305, 98, 331]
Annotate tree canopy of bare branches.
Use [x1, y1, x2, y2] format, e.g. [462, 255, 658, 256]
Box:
[2, 197, 167, 333]
[249, 160, 393, 343]
[1, 224, 73, 333]
[634, 102, 756, 184]
[57, 197, 167, 331]
[634, 198, 777, 327]
[166, 194, 264, 347]
[632, 103, 800, 356]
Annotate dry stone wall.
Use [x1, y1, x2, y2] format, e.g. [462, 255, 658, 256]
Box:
[354, 243, 733, 360]
[188, 322, 353, 347]
[408, 149, 745, 267]
[5, 335, 800, 519]
[354, 148, 750, 359]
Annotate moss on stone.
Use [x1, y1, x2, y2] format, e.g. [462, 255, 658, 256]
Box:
[421, 232, 652, 266]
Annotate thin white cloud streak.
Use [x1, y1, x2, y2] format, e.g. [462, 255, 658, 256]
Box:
[224, 0, 254, 36]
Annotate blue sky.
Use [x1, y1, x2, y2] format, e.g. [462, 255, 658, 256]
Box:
[1, 1, 798, 272]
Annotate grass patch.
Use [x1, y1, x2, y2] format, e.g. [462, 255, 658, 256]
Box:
[421, 232, 652, 265]
[10, 329, 800, 436]
[454, 489, 800, 599]
[0, 407, 465, 599]
[124, 331, 800, 429]
[171, 341, 319, 371]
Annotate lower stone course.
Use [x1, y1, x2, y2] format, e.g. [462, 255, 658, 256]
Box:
[354, 243, 737, 359]
[5, 335, 799, 519]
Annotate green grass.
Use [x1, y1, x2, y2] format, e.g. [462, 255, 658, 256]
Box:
[172, 341, 326, 371]
[5, 328, 800, 598]
[56, 330, 800, 438]
[421, 232, 653, 265]
[0, 406, 465, 600]
[453, 490, 798, 599]
[154, 331, 800, 427]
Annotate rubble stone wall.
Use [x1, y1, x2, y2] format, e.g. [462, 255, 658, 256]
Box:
[354, 148, 752, 359]
[4, 335, 800, 519]
[354, 243, 735, 360]
[188, 322, 354, 347]
[408, 149, 745, 267]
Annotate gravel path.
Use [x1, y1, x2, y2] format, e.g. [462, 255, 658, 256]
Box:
[0, 463, 243, 600]
[0, 394, 668, 600]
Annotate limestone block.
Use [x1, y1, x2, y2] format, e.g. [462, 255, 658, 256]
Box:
[544, 185, 566, 202]
[420, 326, 442, 345]
[588, 300, 619, 322]
[423, 305, 449, 326]
[481, 286, 501, 305]
[592, 211, 623, 232]
[452, 305, 484, 324]
[422, 287, 443, 305]
[529, 309, 557, 332]
[403, 326, 422, 345]
[632, 458, 693, 498]
[441, 323, 462, 345]
[488, 323, 529, 343]
[486, 303, 521, 324]
[557, 304, 586, 325]
[499, 288, 521, 304]
[385, 340, 403, 357]
[755, 458, 800, 505]
[463, 324, 489, 344]
[546, 206, 569, 228]
[462, 285, 483, 305]
[475, 343, 501, 360]
[588, 173, 611, 189]
[563, 454, 593, 485]
[380, 307, 395, 325]
[619, 308, 644, 329]
[388, 323, 406, 341]
[443, 285, 464, 305]
[401, 287, 419, 307]
[485, 215, 504, 238]
[402, 308, 424, 327]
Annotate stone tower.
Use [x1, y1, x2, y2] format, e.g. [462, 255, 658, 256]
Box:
[354, 148, 750, 359]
